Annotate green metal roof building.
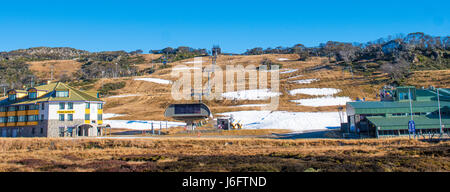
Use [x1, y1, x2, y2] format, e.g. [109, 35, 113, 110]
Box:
[344, 86, 450, 138]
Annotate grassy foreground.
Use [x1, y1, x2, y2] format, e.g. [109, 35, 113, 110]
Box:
[0, 138, 448, 172]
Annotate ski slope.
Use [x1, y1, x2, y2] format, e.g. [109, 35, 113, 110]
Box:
[219, 111, 343, 131]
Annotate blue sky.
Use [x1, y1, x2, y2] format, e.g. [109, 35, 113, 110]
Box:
[0, 0, 449, 53]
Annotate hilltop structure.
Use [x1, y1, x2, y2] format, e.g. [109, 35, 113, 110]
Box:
[0, 82, 106, 137]
[344, 86, 450, 138]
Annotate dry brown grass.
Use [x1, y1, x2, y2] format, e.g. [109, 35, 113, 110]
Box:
[27, 60, 83, 80]
[0, 138, 448, 172]
[29, 54, 449, 122]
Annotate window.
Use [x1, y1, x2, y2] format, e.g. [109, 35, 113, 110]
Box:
[399, 92, 413, 100]
[8, 106, 16, 112]
[85, 114, 90, 120]
[28, 92, 37, 99]
[18, 116, 26, 122]
[28, 115, 38, 122]
[28, 105, 38, 110]
[32, 128, 35, 135]
[8, 94, 16, 101]
[19, 105, 26, 111]
[0, 117, 6, 123]
[68, 114, 73, 121]
[41, 103, 45, 110]
[59, 114, 65, 121]
[68, 102, 73, 110]
[98, 114, 103, 121]
[56, 91, 69, 97]
[85, 102, 90, 109]
[59, 127, 65, 137]
[40, 114, 44, 122]
[0, 107, 5, 112]
[59, 102, 65, 110]
[8, 116, 17, 123]
[98, 103, 103, 109]
[40, 128, 43, 134]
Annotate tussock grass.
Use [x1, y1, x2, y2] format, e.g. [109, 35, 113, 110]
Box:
[0, 138, 448, 172]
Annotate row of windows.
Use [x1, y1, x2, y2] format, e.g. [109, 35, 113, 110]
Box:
[59, 102, 74, 110]
[392, 112, 428, 116]
[59, 114, 74, 121]
[55, 91, 69, 98]
[0, 105, 39, 112]
[83, 114, 103, 121]
[7, 90, 69, 102]
[58, 114, 103, 121]
[1, 102, 103, 112]
[0, 115, 39, 123]
[85, 103, 103, 109]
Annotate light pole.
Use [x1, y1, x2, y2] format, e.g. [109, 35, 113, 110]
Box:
[437, 88, 443, 138]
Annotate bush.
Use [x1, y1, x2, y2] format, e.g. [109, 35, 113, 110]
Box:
[98, 81, 126, 97]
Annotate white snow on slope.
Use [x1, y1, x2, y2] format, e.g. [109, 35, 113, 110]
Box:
[289, 88, 341, 96]
[103, 120, 186, 130]
[291, 79, 319, 84]
[277, 58, 289, 61]
[172, 67, 201, 70]
[291, 96, 351, 107]
[280, 69, 298, 74]
[184, 60, 204, 64]
[103, 113, 125, 119]
[134, 77, 172, 84]
[222, 89, 281, 100]
[219, 111, 343, 131]
[107, 94, 142, 98]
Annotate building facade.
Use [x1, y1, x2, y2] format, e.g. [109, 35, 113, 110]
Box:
[344, 86, 450, 138]
[0, 82, 106, 137]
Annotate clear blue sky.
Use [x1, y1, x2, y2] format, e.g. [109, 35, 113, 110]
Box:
[0, 0, 449, 53]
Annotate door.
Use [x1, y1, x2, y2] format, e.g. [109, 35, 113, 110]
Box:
[1, 129, 7, 137]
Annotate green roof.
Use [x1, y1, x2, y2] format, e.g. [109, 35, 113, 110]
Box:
[0, 82, 102, 106]
[367, 116, 450, 130]
[348, 101, 450, 109]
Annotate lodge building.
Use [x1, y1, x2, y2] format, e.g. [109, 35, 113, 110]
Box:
[0, 82, 106, 137]
[344, 86, 450, 138]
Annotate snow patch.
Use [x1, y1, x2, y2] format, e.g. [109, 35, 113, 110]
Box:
[222, 89, 281, 100]
[184, 60, 204, 64]
[107, 94, 142, 98]
[291, 96, 351, 107]
[219, 111, 343, 131]
[103, 113, 125, 119]
[289, 88, 341, 96]
[277, 58, 289, 61]
[103, 120, 186, 130]
[134, 77, 172, 84]
[280, 69, 298, 74]
[291, 78, 318, 84]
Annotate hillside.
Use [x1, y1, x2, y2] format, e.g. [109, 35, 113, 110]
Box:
[4, 51, 448, 131]
[67, 54, 449, 130]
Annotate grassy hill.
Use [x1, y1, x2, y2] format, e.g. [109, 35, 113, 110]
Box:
[46, 53, 448, 121]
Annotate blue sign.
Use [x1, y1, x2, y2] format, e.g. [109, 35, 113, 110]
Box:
[408, 120, 415, 133]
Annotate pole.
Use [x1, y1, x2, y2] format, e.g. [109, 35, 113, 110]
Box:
[437, 88, 443, 137]
[151, 122, 154, 135]
[409, 88, 414, 139]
